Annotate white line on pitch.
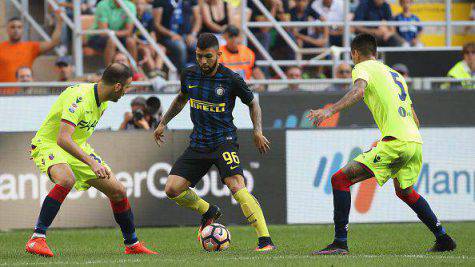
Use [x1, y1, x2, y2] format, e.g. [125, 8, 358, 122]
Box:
[2, 254, 473, 266]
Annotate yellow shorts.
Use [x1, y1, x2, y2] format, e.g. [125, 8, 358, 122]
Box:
[354, 139, 422, 189]
[31, 142, 110, 191]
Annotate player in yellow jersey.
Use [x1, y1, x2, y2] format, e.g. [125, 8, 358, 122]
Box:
[25, 63, 157, 257]
[307, 34, 456, 255]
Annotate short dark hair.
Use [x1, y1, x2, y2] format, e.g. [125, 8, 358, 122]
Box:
[197, 33, 219, 50]
[8, 17, 22, 23]
[351, 34, 377, 57]
[101, 63, 133, 86]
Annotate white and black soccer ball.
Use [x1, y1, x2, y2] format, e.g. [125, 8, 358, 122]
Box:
[199, 223, 231, 252]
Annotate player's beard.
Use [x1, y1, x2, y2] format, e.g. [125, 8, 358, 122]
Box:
[201, 60, 218, 75]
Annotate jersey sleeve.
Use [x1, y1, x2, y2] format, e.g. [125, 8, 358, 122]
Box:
[352, 64, 370, 85]
[60, 90, 85, 127]
[180, 69, 188, 94]
[232, 72, 254, 105]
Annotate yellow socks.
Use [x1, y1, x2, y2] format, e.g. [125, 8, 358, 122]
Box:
[233, 188, 270, 237]
[171, 189, 210, 215]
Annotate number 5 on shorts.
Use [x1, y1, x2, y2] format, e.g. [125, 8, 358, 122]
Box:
[222, 151, 240, 165]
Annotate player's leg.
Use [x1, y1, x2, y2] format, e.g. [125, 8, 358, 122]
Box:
[165, 175, 210, 215]
[214, 142, 274, 251]
[166, 148, 220, 231]
[312, 160, 374, 255]
[393, 143, 456, 252]
[223, 174, 275, 252]
[26, 163, 75, 257]
[314, 140, 396, 255]
[86, 175, 157, 254]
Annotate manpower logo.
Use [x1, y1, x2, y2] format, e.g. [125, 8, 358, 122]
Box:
[313, 146, 378, 214]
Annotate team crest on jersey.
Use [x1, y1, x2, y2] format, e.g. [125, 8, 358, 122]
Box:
[215, 86, 225, 96]
[76, 97, 83, 103]
[49, 154, 54, 160]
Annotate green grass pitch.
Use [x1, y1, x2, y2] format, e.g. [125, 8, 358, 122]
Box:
[1, 222, 474, 266]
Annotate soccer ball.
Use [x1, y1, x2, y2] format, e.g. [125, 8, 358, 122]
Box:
[199, 223, 231, 252]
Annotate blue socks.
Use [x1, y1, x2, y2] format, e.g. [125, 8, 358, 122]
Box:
[110, 198, 138, 245]
[34, 184, 71, 236]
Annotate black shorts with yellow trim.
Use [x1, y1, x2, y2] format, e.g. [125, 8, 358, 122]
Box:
[169, 142, 244, 187]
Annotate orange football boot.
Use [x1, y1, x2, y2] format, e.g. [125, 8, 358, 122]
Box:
[25, 238, 54, 257]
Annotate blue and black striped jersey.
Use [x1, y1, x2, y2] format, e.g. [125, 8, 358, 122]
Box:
[181, 64, 254, 150]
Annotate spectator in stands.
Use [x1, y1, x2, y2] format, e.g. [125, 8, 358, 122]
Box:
[120, 96, 158, 130]
[200, 0, 234, 35]
[112, 52, 146, 81]
[247, 0, 288, 60]
[219, 25, 266, 81]
[446, 42, 475, 89]
[16, 66, 42, 95]
[394, 0, 422, 47]
[152, 0, 201, 72]
[392, 63, 410, 79]
[291, 0, 329, 49]
[285, 66, 303, 91]
[146, 96, 163, 125]
[353, 0, 404, 47]
[55, 56, 75, 82]
[16, 66, 34, 84]
[311, 0, 345, 46]
[0, 14, 63, 95]
[325, 62, 351, 92]
[88, 0, 138, 65]
[135, 0, 166, 78]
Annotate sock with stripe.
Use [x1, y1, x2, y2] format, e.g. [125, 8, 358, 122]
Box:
[170, 189, 210, 215]
[396, 188, 446, 238]
[331, 170, 355, 243]
[33, 184, 71, 237]
[110, 198, 138, 246]
[233, 188, 270, 238]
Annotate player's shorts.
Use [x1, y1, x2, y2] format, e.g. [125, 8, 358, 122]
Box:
[354, 138, 422, 189]
[30, 142, 110, 191]
[169, 142, 244, 187]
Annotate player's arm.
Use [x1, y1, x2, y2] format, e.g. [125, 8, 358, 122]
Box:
[153, 91, 189, 145]
[411, 105, 420, 128]
[247, 98, 270, 154]
[307, 79, 366, 126]
[39, 10, 63, 54]
[233, 72, 270, 154]
[57, 122, 111, 179]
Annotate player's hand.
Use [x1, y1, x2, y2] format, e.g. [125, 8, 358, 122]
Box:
[90, 161, 111, 179]
[307, 108, 333, 127]
[253, 131, 270, 154]
[153, 123, 166, 147]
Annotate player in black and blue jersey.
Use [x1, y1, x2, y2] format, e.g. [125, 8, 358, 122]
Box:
[153, 33, 275, 252]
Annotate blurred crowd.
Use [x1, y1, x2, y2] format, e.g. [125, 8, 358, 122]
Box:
[0, 0, 474, 95]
